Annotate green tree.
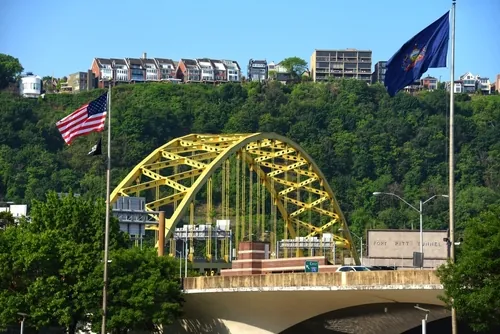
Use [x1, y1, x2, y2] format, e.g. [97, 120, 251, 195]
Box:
[1, 81, 500, 244]
[0, 54, 23, 89]
[279, 57, 308, 79]
[93, 247, 184, 333]
[437, 204, 500, 332]
[0, 211, 14, 228]
[0, 192, 128, 333]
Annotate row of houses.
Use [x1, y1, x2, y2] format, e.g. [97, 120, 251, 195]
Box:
[89, 53, 242, 89]
[61, 57, 292, 93]
[445, 72, 498, 94]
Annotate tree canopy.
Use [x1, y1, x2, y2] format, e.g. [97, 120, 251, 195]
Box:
[99, 247, 183, 333]
[0, 192, 183, 333]
[437, 204, 500, 333]
[279, 57, 308, 78]
[1, 78, 500, 238]
[0, 54, 23, 89]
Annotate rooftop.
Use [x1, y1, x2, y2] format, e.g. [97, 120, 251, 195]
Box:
[182, 58, 198, 67]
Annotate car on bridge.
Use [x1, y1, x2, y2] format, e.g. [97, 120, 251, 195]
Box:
[336, 265, 371, 272]
[368, 265, 398, 271]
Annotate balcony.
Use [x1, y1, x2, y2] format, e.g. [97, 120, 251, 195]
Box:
[315, 56, 329, 62]
[130, 69, 144, 81]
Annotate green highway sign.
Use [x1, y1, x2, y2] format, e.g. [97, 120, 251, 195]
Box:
[305, 260, 319, 273]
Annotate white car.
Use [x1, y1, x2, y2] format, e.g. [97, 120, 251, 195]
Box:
[336, 265, 371, 272]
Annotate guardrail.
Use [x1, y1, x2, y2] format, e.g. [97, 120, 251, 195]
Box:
[183, 270, 442, 291]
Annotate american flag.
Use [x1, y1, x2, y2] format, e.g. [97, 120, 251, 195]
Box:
[56, 93, 108, 145]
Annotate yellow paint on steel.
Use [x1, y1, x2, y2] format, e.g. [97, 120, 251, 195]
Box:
[110, 133, 359, 263]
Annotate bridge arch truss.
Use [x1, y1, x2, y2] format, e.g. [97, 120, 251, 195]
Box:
[111, 133, 359, 263]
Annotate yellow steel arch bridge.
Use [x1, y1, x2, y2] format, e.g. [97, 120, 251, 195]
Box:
[111, 133, 360, 264]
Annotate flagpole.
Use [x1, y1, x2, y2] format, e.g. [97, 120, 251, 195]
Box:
[449, 1, 457, 334]
[101, 83, 112, 334]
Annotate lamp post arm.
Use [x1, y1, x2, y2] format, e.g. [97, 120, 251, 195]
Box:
[422, 195, 438, 205]
[385, 193, 420, 213]
[422, 194, 448, 205]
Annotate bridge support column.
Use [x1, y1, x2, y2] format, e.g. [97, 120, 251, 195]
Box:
[158, 211, 165, 256]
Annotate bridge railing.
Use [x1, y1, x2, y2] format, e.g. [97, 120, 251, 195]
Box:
[183, 270, 442, 291]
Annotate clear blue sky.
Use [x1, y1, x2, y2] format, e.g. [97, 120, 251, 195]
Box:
[1, 0, 499, 82]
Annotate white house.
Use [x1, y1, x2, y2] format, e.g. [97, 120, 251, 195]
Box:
[221, 59, 241, 82]
[211, 59, 227, 82]
[140, 54, 159, 81]
[459, 72, 477, 93]
[19, 73, 42, 98]
[477, 77, 491, 94]
[111, 58, 128, 82]
[196, 58, 215, 82]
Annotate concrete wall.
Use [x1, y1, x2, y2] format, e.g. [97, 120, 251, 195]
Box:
[184, 270, 442, 291]
[367, 230, 448, 259]
[170, 271, 444, 333]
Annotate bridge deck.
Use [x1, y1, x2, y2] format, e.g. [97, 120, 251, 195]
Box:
[184, 270, 443, 293]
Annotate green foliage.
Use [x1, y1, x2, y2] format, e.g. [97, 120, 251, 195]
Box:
[279, 57, 308, 78]
[0, 192, 123, 332]
[0, 211, 14, 228]
[1, 81, 500, 237]
[0, 54, 23, 89]
[93, 247, 183, 333]
[0, 192, 183, 333]
[437, 204, 500, 332]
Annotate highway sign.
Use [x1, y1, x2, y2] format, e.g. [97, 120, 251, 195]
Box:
[305, 260, 319, 273]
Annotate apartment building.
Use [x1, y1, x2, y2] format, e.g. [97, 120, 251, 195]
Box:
[67, 71, 92, 92]
[371, 61, 387, 84]
[247, 59, 268, 82]
[310, 49, 372, 83]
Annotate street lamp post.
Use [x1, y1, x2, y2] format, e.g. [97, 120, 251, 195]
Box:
[17, 312, 28, 334]
[175, 250, 183, 279]
[373, 192, 448, 267]
[414, 304, 430, 334]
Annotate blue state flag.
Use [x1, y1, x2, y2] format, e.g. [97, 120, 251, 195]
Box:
[384, 12, 450, 97]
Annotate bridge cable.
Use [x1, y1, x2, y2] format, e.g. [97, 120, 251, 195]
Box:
[235, 152, 240, 256]
[224, 159, 230, 262]
[241, 149, 246, 243]
[207, 177, 213, 262]
[249, 159, 253, 243]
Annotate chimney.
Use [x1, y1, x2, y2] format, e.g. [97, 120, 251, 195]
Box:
[142, 52, 147, 59]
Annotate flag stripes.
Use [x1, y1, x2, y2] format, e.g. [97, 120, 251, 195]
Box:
[56, 93, 107, 145]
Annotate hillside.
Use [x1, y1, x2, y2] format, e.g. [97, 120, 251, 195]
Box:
[1, 80, 499, 235]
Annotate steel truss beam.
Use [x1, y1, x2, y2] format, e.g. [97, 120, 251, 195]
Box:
[110, 133, 359, 263]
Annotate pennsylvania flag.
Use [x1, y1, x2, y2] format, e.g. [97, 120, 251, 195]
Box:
[384, 12, 450, 97]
